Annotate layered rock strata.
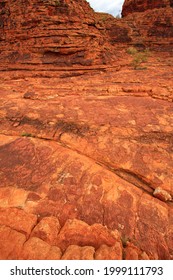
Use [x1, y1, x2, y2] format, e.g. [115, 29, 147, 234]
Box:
[0, 0, 173, 260]
[0, 0, 113, 67]
[122, 0, 171, 16]
[121, 0, 173, 51]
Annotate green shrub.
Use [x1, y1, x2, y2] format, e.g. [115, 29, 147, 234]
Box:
[127, 46, 138, 55]
[131, 52, 148, 69]
[127, 47, 150, 69]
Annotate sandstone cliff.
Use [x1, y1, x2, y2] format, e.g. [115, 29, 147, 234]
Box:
[0, 0, 173, 260]
[122, 0, 171, 16]
[121, 0, 173, 52]
[0, 0, 113, 67]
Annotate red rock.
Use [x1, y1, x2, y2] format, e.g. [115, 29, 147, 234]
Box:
[0, 0, 113, 67]
[0, 225, 26, 260]
[21, 237, 62, 260]
[122, 0, 170, 16]
[0, 0, 173, 260]
[153, 187, 172, 202]
[124, 242, 150, 260]
[56, 219, 120, 251]
[0, 208, 37, 237]
[165, 226, 173, 257]
[0, 187, 28, 208]
[62, 245, 95, 260]
[95, 244, 122, 260]
[121, 1, 173, 52]
[135, 221, 170, 259]
[31, 216, 61, 245]
[0, 133, 173, 259]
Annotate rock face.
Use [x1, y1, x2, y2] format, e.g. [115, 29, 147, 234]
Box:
[122, 0, 170, 16]
[0, 0, 113, 67]
[121, 0, 173, 51]
[0, 0, 173, 260]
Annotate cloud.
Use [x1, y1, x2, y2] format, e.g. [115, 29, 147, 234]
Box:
[87, 0, 124, 16]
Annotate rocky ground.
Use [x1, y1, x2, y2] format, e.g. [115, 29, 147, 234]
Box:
[0, 0, 173, 260]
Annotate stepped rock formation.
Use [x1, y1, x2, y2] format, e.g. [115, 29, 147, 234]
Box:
[0, 0, 114, 67]
[122, 0, 171, 16]
[0, 0, 173, 260]
[121, 0, 173, 51]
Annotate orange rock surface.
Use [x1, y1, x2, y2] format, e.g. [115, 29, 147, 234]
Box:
[0, 0, 173, 260]
[122, 0, 170, 16]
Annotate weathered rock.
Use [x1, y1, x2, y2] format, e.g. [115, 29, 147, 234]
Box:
[121, 0, 173, 52]
[95, 244, 122, 260]
[124, 242, 150, 260]
[55, 219, 120, 251]
[0, 0, 113, 67]
[122, 0, 170, 16]
[153, 187, 172, 202]
[0, 0, 173, 260]
[165, 225, 173, 258]
[31, 216, 61, 245]
[0, 208, 37, 237]
[62, 245, 95, 260]
[21, 237, 62, 260]
[0, 225, 26, 260]
[126, 9, 173, 52]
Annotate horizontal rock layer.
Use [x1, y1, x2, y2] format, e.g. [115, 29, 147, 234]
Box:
[0, 0, 173, 70]
[0, 0, 114, 66]
[0, 0, 173, 260]
[0, 54, 173, 259]
[122, 7, 173, 52]
[122, 0, 171, 16]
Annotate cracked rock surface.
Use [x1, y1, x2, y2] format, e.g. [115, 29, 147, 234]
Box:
[0, 0, 173, 260]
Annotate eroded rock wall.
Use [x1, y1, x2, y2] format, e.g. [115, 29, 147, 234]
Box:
[122, 0, 170, 16]
[0, 0, 112, 67]
[121, 0, 173, 51]
[0, 0, 173, 260]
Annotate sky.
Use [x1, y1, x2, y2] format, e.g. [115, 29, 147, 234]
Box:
[87, 0, 124, 17]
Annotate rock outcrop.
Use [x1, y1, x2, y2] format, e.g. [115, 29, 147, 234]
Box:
[0, 0, 114, 68]
[121, 0, 173, 51]
[0, 0, 173, 260]
[122, 0, 171, 16]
